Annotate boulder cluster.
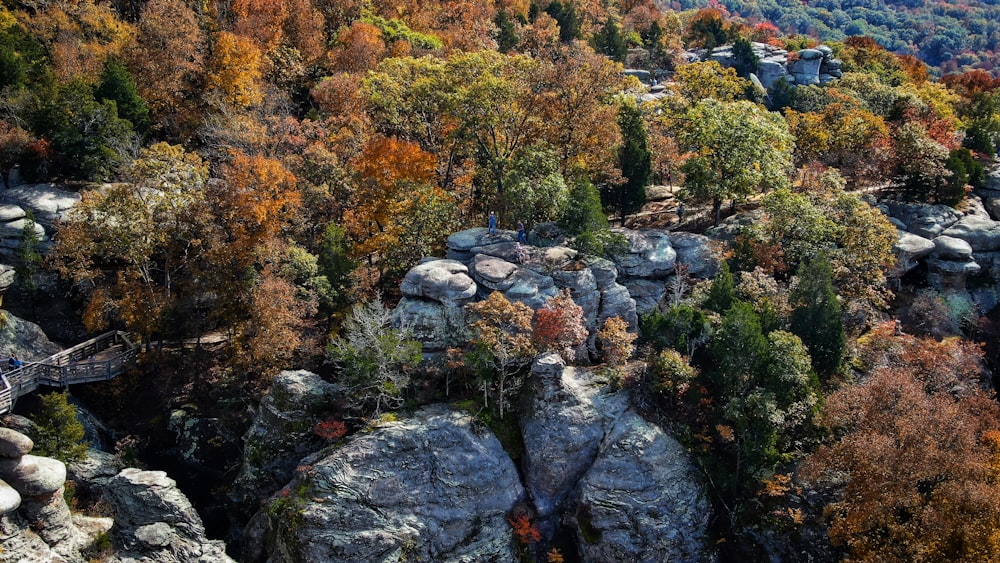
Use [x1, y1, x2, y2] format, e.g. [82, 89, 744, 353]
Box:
[244, 357, 712, 562]
[0, 423, 232, 562]
[393, 226, 717, 353]
[885, 193, 1000, 311]
[0, 427, 109, 562]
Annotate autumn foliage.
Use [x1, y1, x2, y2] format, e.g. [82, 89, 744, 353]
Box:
[803, 324, 1000, 561]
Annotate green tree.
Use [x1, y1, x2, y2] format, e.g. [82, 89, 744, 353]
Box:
[316, 222, 355, 314]
[33, 79, 136, 180]
[710, 301, 768, 402]
[731, 37, 759, 78]
[593, 18, 627, 63]
[15, 211, 42, 316]
[609, 100, 650, 225]
[545, 0, 581, 43]
[95, 59, 150, 135]
[495, 10, 519, 53]
[789, 255, 844, 378]
[328, 298, 422, 419]
[31, 391, 88, 463]
[675, 99, 793, 226]
[704, 261, 736, 314]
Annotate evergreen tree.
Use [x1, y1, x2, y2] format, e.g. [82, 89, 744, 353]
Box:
[609, 101, 650, 225]
[593, 18, 627, 63]
[704, 261, 736, 314]
[31, 391, 88, 463]
[731, 37, 759, 78]
[545, 0, 581, 42]
[15, 211, 41, 317]
[494, 10, 519, 53]
[96, 59, 151, 135]
[789, 255, 844, 378]
[709, 301, 768, 401]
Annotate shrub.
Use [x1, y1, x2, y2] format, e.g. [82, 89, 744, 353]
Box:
[31, 391, 88, 463]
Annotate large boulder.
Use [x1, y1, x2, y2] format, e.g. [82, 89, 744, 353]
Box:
[882, 201, 963, 239]
[941, 215, 1000, 252]
[520, 355, 628, 521]
[574, 411, 710, 562]
[0, 311, 62, 361]
[0, 185, 80, 231]
[609, 229, 676, 278]
[670, 232, 719, 279]
[622, 279, 667, 315]
[399, 259, 477, 307]
[232, 370, 342, 508]
[893, 231, 936, 275]
[103, 468, 234, 563]
[244, 406, 524, 563]
[392, 297, 467, 352]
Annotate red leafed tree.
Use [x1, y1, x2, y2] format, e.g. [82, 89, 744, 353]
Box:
[532, 289, 587, 363]
[802, 325, 1000, 561]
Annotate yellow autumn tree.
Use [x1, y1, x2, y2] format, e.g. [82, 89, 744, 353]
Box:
[206, 31, 264, 109]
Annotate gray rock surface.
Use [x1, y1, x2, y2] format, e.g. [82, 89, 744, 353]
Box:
[520, 355, 628, 520]
[598, 283, 638, 330]
[399, 259, 477, 307]
[574, 411, 710, 563]
[0, 311, 62, 361]
[933, 235, 974, 260]
[245, 406, 524, 563]
[0, 429, 32, 459]
[103, 468, 234, 563]
[0, 480, 19, 515]
[19, 486, 80, 556]
[392, 297, 467, 352]
[622, 279, 667, 315]
[670, 232, 719, 278]
[941, 215, 1000, 252]
[0, 184, 80, 230]
[67, 448, 123, 498]
[0, 454, 66, 497]
[519, 356, 712, 559]
[893, 231, 936, 275]
[0, 264, 12, 293]
[883, 201, 963, 239]
[232, 370, 341, 508]
[610, 229, 676, 278]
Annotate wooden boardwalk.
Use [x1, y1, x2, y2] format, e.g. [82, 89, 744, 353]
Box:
[0, 331, 139, 414]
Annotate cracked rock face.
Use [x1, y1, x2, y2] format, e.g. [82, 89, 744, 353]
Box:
[520, 355, 712, 561]
[244, 406, 524, 563]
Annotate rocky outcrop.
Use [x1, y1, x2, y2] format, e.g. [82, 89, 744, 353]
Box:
[244, 406, 524, 563]
[232, 371, 342, 510]
[103, 468, 234, 563]
[0, 184, 80, 232]
[696, 42, 841, 89]
[520, 355, 712, 561]
[0, 203, 48, 261]
[880, 198, 1000, 309]
[520, 355, 628, 521]
[0, 310, 62, 361]
[893, 231, 936, 275]
[574, 410, 710, 563]
[397, 229, 642, 353]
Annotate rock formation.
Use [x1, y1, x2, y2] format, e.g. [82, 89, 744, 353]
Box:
[244, 405, 525, 562]
[396, 227, 720, 352]
[102, 468, 234, 562]
[520, 354, 712, 562]
[232, 370, 342, 511]
[0, 425, 232, 562]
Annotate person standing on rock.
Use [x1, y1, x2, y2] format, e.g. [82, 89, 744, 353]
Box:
[517, 221, 527, 243]
[488, 211, 497, 235]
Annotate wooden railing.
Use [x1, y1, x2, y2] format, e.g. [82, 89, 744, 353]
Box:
[0, 331, 139, 414]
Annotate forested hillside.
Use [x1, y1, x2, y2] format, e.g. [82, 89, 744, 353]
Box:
[667, 0, 1000, 73]
[0, 0, 999, 561]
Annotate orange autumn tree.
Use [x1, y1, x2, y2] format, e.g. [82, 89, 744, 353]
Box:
[344, 135, 457, 288]
[205, 31, 264, 109]
[532, 289, 587, 363]
[802, 323, 1000, 562]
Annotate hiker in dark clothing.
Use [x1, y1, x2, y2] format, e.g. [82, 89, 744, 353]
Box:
[488, 211, 497, 235]
[517, 221, 527, 243]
